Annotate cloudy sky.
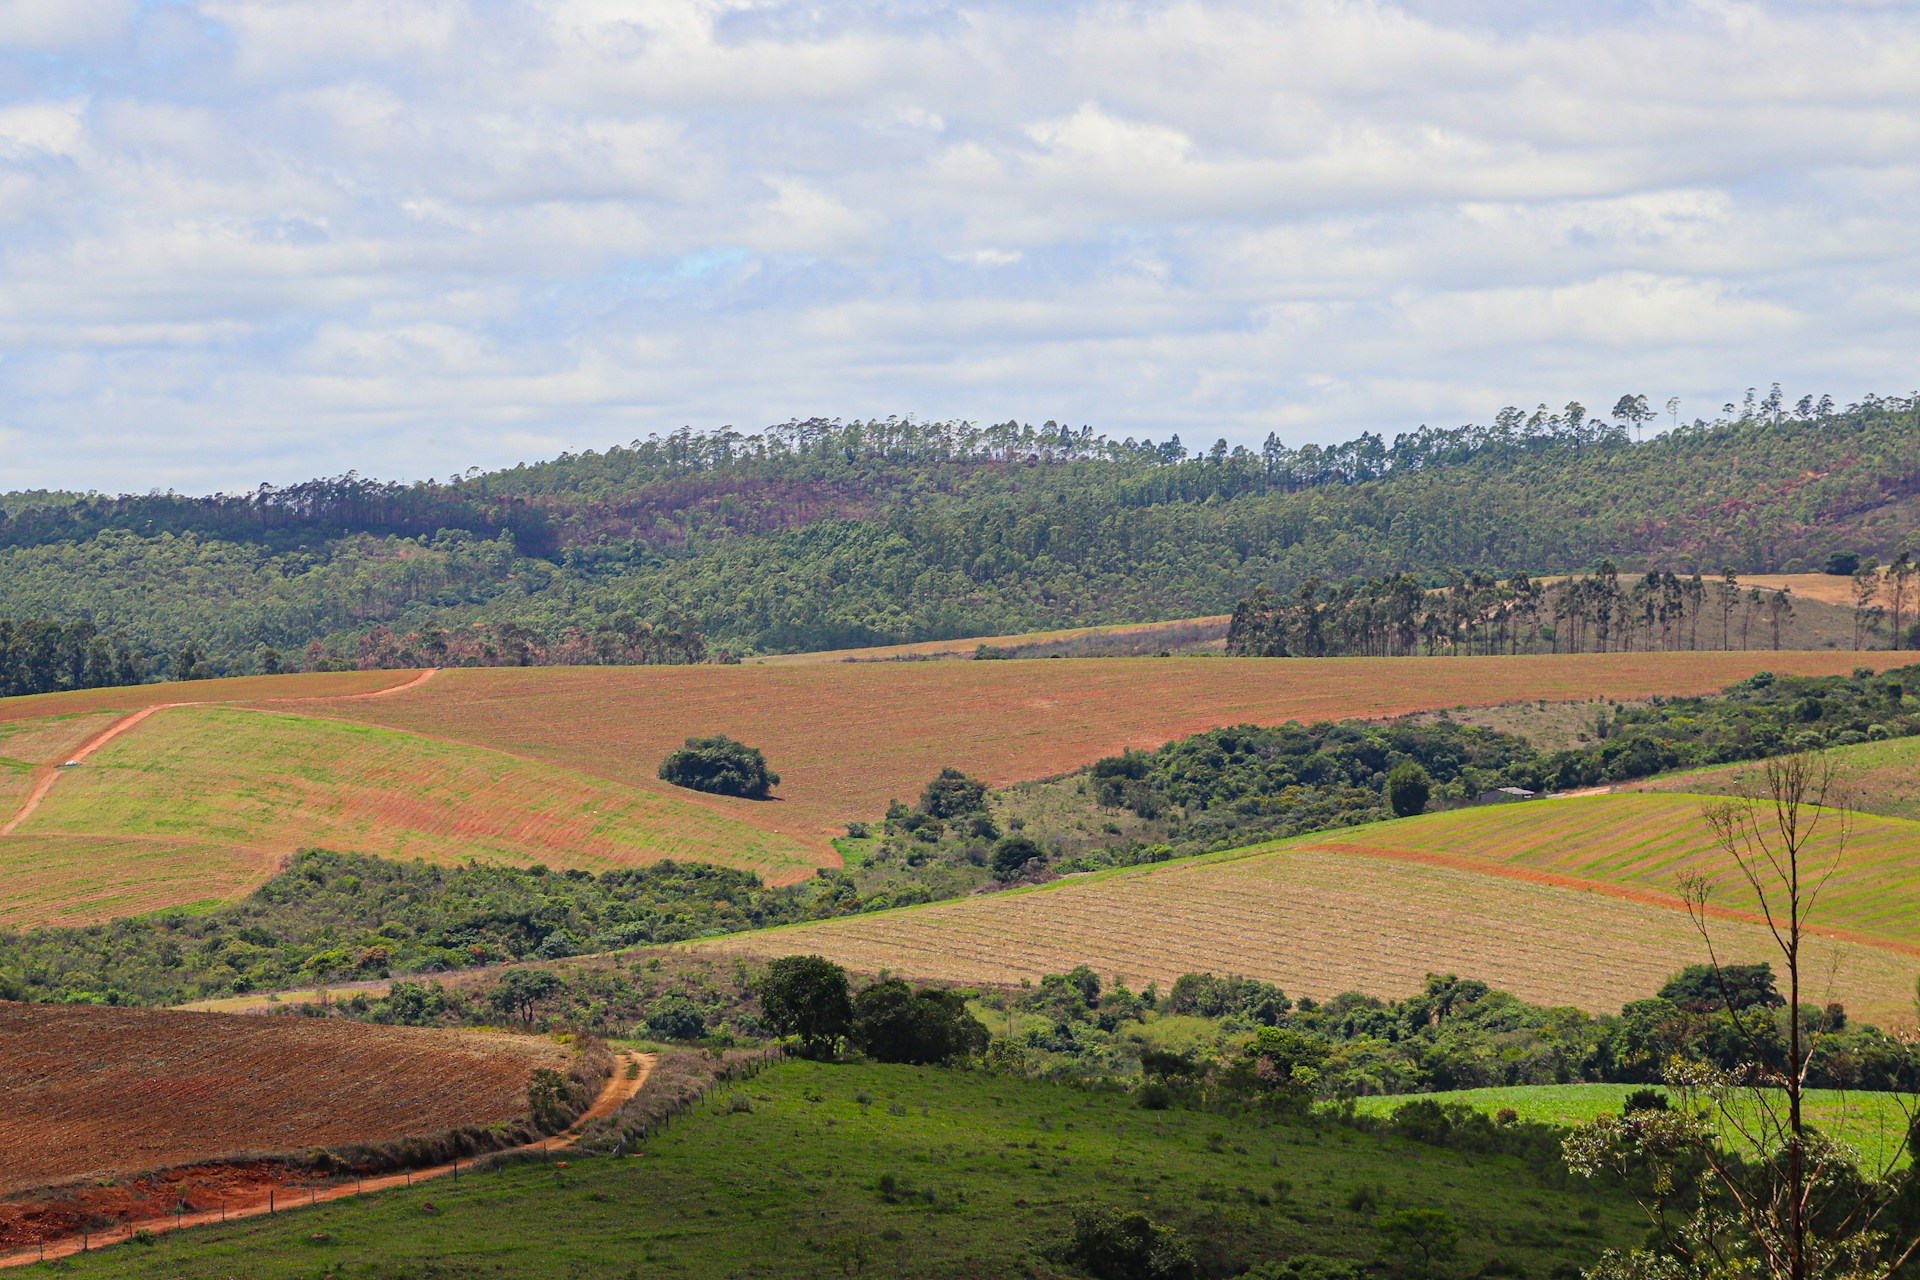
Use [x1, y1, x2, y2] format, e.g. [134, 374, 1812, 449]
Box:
[2, 0, 1917, 492]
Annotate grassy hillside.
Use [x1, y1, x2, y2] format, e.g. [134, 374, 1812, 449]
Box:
[31, 1058, 1644, 1280]
[1345, 1085, 1916, 1173]
[694, 824, 1920, 1027]
[1635, 734, 1920, 824]
[3, 706, 821, 923]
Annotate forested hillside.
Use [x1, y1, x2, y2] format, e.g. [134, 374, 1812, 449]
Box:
[2, 392, 1916, 673]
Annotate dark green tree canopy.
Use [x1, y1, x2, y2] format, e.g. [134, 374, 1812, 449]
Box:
[850, 979, 989, 1065]
[1658, 962, 1784, 1013]
[918, 767, 989, 819]
[756, 955, 853, 1058]
[989, 835, 1044, 881]
[658, 734, 780, 799]
[1387, 761, 1432, 817]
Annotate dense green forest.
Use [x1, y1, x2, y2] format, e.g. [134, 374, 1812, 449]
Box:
[1, 391, 1916, 671]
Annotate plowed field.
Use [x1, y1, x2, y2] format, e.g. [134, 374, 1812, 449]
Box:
[310, 652, 1889, 848]
[695, 841, 1920, 1026]
[0, 1002, 567, 1194]
[0, 834, 282, 928]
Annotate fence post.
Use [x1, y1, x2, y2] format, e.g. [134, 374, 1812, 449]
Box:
[269, 1190, 274, 1215]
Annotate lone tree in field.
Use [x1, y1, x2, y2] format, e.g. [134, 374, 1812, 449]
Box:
[658, 734, 780, 798]
[489, 968, 562, 1027]
[756, 955, 852, 1058]
[1565, 752, 1920, 1280]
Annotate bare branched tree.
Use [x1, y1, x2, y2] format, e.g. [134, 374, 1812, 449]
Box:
[1565, 752, 1920, 1280]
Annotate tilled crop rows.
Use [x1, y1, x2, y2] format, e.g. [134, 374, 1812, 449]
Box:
[317, 651, 1889, 850]
[699, 847, 1919, 1025]
[1309, 795, 1920, 948]
[0, 1003, 566, 1194]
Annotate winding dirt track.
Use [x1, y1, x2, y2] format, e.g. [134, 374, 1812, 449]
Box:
[0, 669, 439, 837]
[0, 1047, 651, 1270]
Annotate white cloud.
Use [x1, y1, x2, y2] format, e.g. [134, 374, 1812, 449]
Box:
[1, 0, 1918, 490]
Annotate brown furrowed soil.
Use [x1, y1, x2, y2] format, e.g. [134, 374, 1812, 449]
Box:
[0, 671, 422, 724]
[694, 841, 1920, 1026]
[0, 834, 283, 928]
[0, 1002, 568, 1197]
[311, 652, 1894, 849]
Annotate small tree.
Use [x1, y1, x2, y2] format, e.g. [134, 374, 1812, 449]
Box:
[1378, 1209, 1459, 1276]
[658, 734, 780, 798]
[488, 968, 562, 1026]
[1062, 1202, 1197, 1280]
[1387, 761, 1431, 817]
[850, 980, 989, 1064]
[1564, 752, 1920, 1280]
[756, 955, 852, 1058]
[526, 1066, 572, 1131]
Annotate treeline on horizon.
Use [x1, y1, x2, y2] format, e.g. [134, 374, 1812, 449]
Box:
[1225, 559, 1920, 659]
[1, 387, 1916, 675]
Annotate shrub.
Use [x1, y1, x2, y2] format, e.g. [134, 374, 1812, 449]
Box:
[657, 734, 780, 798]
[1827, 551, 1862, 576]
[919, 767, 989, 819]
[644, 994, 708, 1042]
[989, 835, 1044, 880]
[1061, 1202, 1197, 1280]
[1243, 1257, 1366, 1280]
[1378, 1208, 1460, 1275]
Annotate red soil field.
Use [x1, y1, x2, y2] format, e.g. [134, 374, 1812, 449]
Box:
[0, 671, 421, 726]
[0, 1002, 567, 1196]
[306, 652, 1893, 857]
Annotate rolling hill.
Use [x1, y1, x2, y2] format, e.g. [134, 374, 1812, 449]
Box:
[0, 650, 1900, 926]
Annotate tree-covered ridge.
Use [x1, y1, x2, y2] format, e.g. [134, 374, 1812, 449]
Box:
[1, 394, 1916, 669]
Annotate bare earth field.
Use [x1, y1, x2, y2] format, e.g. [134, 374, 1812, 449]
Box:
[310, 651, 1892, 849]
[695, 836, 1920, 1027]
[0, 1002, 567, 1195]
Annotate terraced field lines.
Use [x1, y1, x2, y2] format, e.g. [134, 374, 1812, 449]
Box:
[1295, 794, 1920, 948]
[0, 1003, 568, 1195]
[696, 844, 1920, 1025]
